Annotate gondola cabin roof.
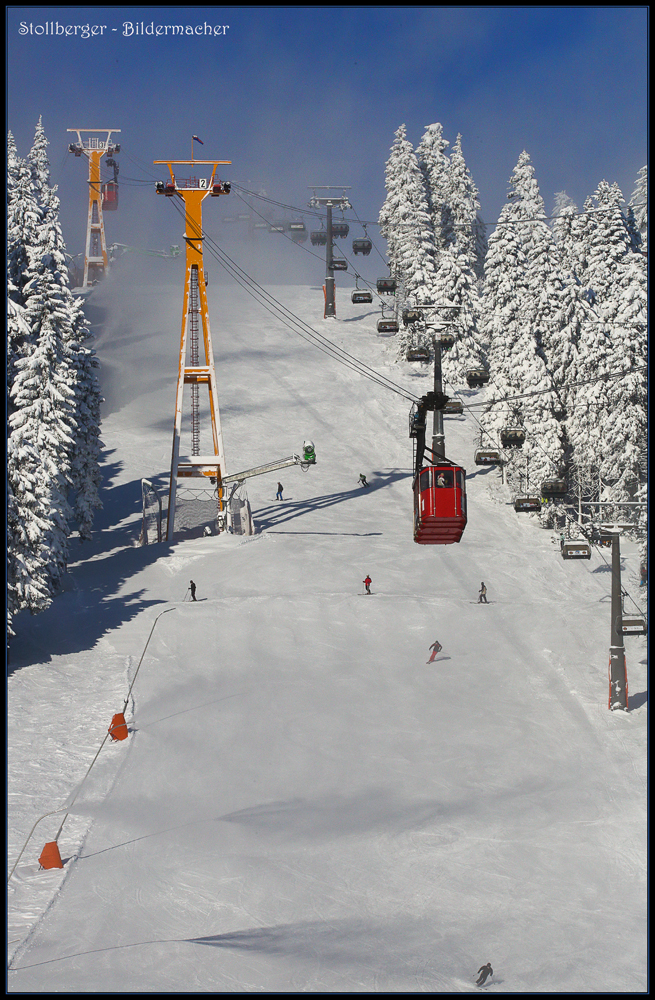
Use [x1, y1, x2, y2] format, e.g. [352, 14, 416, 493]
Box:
[413, 464, 467, 545]
[474, 448, 502, 465]
[514, 496, 542, 512]
[351, 289, 373, 304]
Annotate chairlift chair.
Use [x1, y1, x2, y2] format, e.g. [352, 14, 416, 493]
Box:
[621, 615, 647, 636]
[541, 478, 567, 501]
[466, 369, 490, 389]
[377, 318, 399, 334]
[377, 277, 397, 294]
[311, 230, 328, 246]
[331, 221, 350, 239]
[438, 332, 455, 349]
[514, 496, 542, 513]
[406, 346, 430, 362]
[402, 308, 423, 326]
[351, 288, 373, 304]
[561, 539, 592, 560]
[443, 399, 464, 415]
[268, 221, 287, 233]
[352, 238, 372, 255]
[331, 258, 348, 271]
[474, 448, 502, 466]
[500, 426, 526, 448]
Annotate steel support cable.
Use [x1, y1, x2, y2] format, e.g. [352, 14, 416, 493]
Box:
[7, 608, 176, 882]
[169, 197, 418, 402]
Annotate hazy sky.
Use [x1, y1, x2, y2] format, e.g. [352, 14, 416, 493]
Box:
[7, 6, 648, 271]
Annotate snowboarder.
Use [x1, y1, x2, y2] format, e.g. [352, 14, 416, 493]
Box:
[189, 580, 197, 602]
[476, 963, 493, 986]
[363, 575, 372, 595]
[478, 582, 488, 604]
[276, 482, 283, 500]
[359, 474, 369, 488]
[427, 640, 442, 662]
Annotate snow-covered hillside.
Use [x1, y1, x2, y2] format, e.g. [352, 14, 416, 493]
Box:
[7, 270, 647, 993]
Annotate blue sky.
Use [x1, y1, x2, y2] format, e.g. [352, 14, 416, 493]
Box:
[7, 6, 648, 269]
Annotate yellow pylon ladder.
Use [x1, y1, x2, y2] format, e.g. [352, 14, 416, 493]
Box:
[154, 154, 232, 540]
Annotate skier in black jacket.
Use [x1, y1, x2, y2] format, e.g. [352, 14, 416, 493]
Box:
[476, 963, 493, 986]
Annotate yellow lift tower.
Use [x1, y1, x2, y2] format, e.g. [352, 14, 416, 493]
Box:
[67, 128, 121, 288]
[155, 152, 232, 540]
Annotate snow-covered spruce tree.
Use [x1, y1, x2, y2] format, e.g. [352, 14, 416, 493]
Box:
[9, 275, 76, 600]
[379, 124, 442, 360]
[630, 164, 647, 251]
[7, 131, 40, 395]
[433, 248, 487, 390]
[480, 181, 566, 493]
[415, 123, 451, 251]
[27, 117, 103, 538]
[444, 133, 487, 281]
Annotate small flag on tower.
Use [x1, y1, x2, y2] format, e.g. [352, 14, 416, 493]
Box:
[192, 135, 204, 145]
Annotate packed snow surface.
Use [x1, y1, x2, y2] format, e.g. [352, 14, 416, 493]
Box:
[7, 272, 647, 993]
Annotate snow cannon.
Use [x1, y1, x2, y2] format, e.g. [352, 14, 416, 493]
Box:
[303, 441, 316, 464]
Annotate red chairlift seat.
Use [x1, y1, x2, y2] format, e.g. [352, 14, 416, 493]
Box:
[413, 465, 467, 544]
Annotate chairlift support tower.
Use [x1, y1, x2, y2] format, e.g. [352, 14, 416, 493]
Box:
[67, 128, 121, 288]
[308, 187, 352, 318]
[154, 151, 232, 540]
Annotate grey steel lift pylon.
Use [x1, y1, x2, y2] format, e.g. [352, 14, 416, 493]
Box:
[154, 151, 232, 540]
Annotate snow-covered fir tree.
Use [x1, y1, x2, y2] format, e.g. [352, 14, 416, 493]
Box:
[443, 133, 487, 280]
[415, 123, 451, 250]
[7, 119, 104, 627]
[630, 164, 647, 251]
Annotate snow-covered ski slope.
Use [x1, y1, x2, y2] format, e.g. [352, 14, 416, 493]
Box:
[8, 270, 647, 993]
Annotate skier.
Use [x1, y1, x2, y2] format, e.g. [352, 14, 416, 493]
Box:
[478, 582, 488, 604]
[363, 575, 372, 595]
[189, 580, 197, 602]
[276, 482, 284, 500]
[476, 963, 493, 987]
[359, 473, 369, 488]
[427, 639, 442, 663]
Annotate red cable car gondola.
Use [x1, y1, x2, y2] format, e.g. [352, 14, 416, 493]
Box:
[413, 464, 467, 544]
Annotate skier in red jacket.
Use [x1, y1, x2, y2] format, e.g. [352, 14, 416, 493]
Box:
[363, 575, 372, 595]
